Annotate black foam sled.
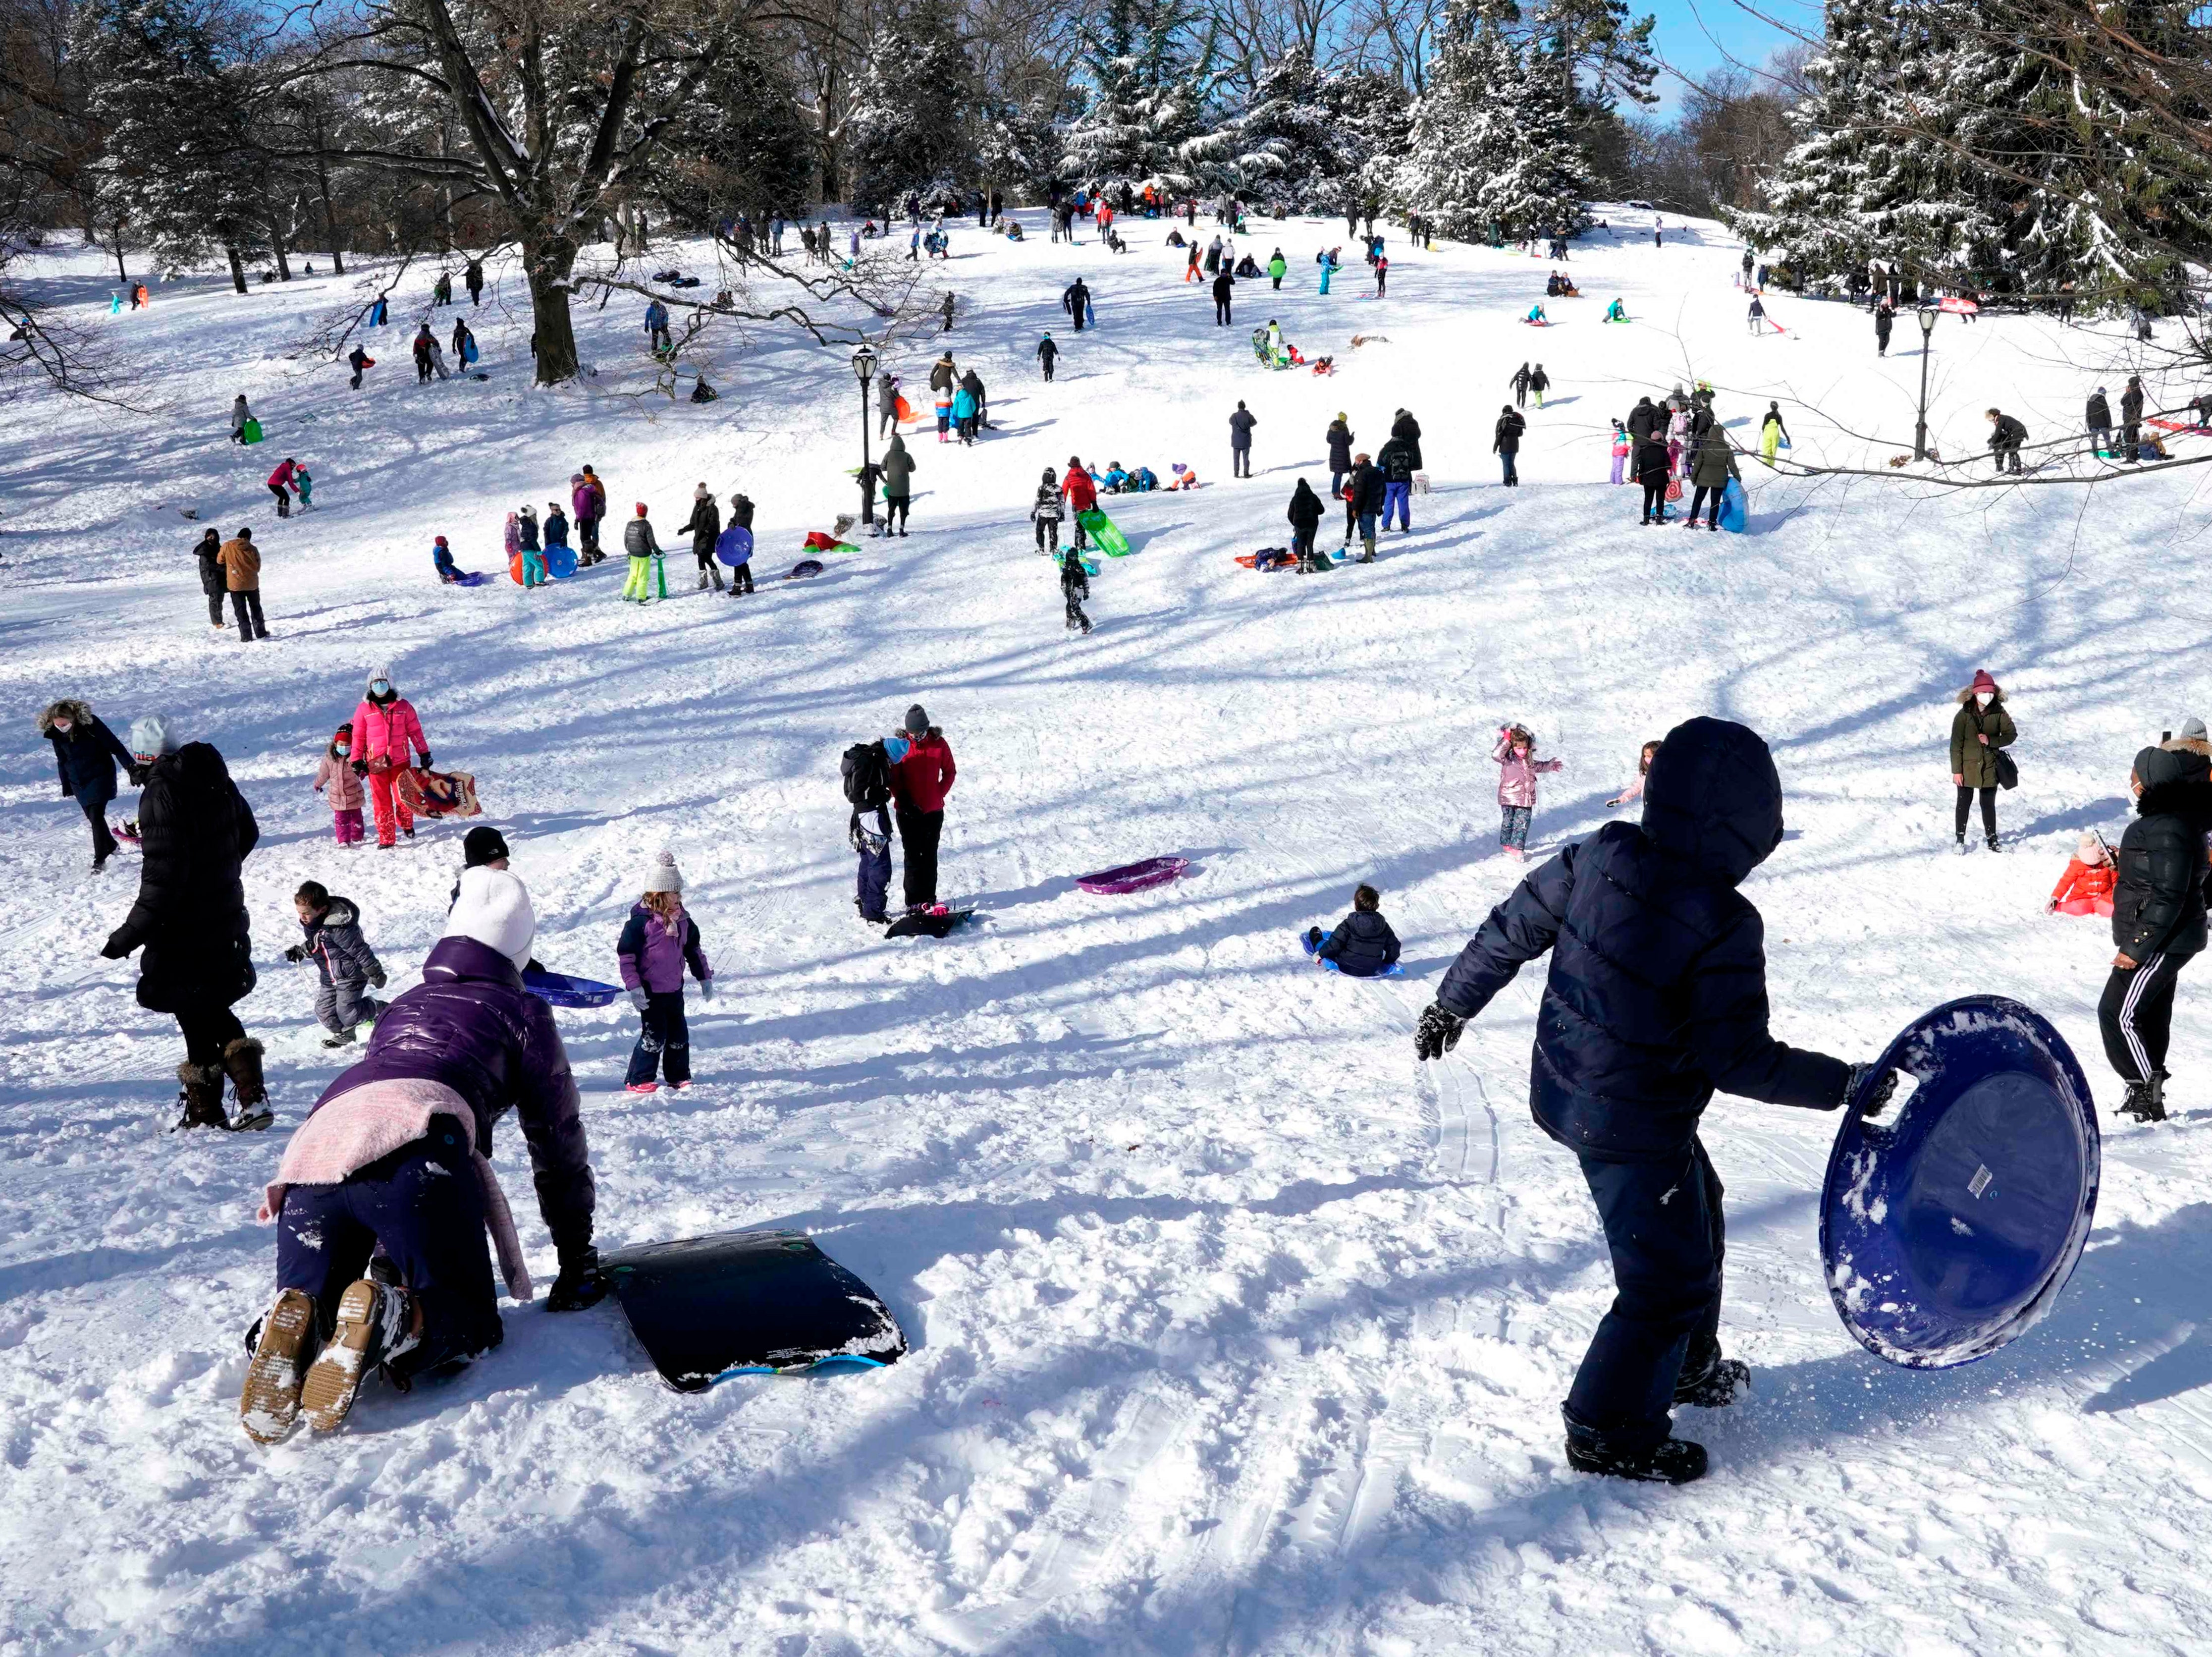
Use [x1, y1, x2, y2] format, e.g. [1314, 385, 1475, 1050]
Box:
[604, 1230, 907, 1392]
[885, 907, 977, 940]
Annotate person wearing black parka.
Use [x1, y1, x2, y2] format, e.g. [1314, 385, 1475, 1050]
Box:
[2101, 744, 2212, 1123]
[38, 698, 139, 871]
[1415, 717, 1883, 1485]
[190, 527, 227, 628]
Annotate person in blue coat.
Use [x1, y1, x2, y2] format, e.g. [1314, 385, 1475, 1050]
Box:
[38, 698, 138, 870]
[1414, 716, 1890, 1485]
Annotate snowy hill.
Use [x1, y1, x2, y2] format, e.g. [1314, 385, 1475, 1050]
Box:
[3, 209, 2209, 1655]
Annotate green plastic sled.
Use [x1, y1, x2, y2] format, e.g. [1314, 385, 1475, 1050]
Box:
[1078, 508, 1131, 557]
[241, 417, 263, 444]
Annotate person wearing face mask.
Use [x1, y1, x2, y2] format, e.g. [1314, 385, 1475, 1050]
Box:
[1949, 670, 2016, 853]
[37, 698, 140, 871]
[312, 723, 366, 845]
[350, 669, 434, 850]
[2101, 745, 2212, 1123]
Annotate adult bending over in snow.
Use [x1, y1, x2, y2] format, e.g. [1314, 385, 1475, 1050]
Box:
[239, 866, 603, 1443]
[1416, 717, 1890, 1485]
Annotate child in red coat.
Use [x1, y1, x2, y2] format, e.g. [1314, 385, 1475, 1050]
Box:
[2047, 831, 2116, 916]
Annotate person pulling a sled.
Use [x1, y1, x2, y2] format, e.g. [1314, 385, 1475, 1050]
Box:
[239, 865, 606, 1443]
[1415, 717, 1892, 1484]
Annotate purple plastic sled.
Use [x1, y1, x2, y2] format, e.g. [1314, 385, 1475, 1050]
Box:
[1077, 856, 1190, 895]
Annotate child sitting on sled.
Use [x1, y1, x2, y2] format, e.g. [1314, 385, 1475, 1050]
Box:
[1307, 884, 1401, 977]
[1526, 303, 1548, 325]
[2047, 831, 2116, 916]
[430, 536, 471, 584]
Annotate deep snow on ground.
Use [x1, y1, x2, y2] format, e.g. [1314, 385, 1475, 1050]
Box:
[4, 208, 2212, 1657]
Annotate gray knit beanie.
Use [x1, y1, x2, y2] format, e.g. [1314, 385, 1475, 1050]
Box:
[643, 849, 683, 895]
[903, 703, 930, 735]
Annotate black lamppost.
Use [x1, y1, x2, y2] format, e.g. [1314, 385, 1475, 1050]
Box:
[1913, 305, 1938, 461]
[851, 342, 877, 527]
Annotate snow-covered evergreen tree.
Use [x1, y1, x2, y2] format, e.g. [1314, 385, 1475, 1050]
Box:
[1222, 50, 1335, 208]
[977, 94, 1064, 201]
[1392, 3, 1589, 240]
[1059, 0, 1220, 196]
[1327, 71, 1414, 220]
[843, 2, 979, 213]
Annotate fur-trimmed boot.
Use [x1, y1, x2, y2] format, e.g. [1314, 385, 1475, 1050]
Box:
[220, 1037, 274, 1131]
[175, 1060, 228, 1130]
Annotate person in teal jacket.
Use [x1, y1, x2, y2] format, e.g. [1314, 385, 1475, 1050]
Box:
[952, 380, 979, 445]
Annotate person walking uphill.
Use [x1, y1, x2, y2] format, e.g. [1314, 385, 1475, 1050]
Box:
[352, 668, 434, 850]
[618, 852, 713, 1093]
[1949, 669, 2016, 852]
[38, 698, 138, 871]
[220, 526, 269, 642]
[236, 866, 606, 1444]
[1229, 401, 1257, 478]
[890, 705, 956, 914]
[99, 713, 269, 1132]
[1063, 278, 1090, 333]
[678, 483, 723, 592]
[1415, 716, 1890, 1484]
[2100, 745, 2212, 1123]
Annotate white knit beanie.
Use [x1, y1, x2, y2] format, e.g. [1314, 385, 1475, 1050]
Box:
[444, 867, 536, 967]
[643, 849, 683, 895]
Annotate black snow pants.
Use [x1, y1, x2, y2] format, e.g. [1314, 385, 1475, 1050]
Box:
[897, 806, 943, 910]
[1640, 480, 1668, 522]
[1563, 1137, 1725, 1457]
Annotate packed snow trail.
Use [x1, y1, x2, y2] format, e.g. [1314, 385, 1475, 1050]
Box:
[2, 211, 2210, 1655]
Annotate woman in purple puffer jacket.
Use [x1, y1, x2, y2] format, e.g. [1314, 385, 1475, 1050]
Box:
[618, 851, 714, 1094]
[1494, 723, 1564, 860]
[238, 866, 602, 1446]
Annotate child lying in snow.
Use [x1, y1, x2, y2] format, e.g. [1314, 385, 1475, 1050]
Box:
[2047, 831, 2116, 916]
[1307, 885, 1401, 977]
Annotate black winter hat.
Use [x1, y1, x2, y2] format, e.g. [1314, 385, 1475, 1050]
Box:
[463, 826, 511, 867]
[2134, 746, 2188, 793]
[904, 704, 930, 735]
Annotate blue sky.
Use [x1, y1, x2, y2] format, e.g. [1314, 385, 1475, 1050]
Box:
[1642, 0, 1822, 112]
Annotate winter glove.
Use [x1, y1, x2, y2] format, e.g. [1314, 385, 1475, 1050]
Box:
[1844, 1063, 1901, 1117]
[369, 970, 387, 989]
[99, 928, 132, 960]
[417, 752, 431, 768]
[698, 978, 714, 1002]
[547, 1252, 608, 1312]
[629, 987, 650, 1012]
[283, 944, 306, 963]
[351, 759, 369, 776]
[1414, 1003, 1467, 1062]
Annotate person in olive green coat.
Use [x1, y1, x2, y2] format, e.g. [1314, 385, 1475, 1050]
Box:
[1684, 431, 1739, 530]
[880, 434, 914, 536]
[1950, 669, 2017, 852]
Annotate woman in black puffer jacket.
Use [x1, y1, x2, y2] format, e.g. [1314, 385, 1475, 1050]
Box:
[2100, 744, 2212, 1122]
[38, 698, 138, 870]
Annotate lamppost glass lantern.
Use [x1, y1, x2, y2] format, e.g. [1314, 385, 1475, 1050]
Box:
[851, 342, 877, 385]
[1918, 306, 1938, 338]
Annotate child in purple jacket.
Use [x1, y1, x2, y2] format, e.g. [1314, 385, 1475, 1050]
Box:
[617, 852, 713, 1093]
[1494, 723, 1563, 859]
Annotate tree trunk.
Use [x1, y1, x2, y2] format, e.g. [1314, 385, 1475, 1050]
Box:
[526, 236, 581, 385]
[271, 226, 292, 281]
[225, 242, 246, 294]
[112, 227, 127, 285]
[314, 150, 345, 275]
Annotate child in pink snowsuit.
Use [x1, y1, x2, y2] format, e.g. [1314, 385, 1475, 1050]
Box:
[313, 723, 366, 844]
[1494, 724, 1562, 858]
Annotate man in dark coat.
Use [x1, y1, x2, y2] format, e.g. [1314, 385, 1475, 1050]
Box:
[2100, 745, 2212, 1122]
[239, 867, 605, 1444]
[1416, 717, 1875, 1484]
[38, 698, 138, 870]
[1986, 408, 2027, 473]
[1286, 477, 1325, 565]
[2120, 374, 2145, 463]
[2085, 386, 2114, 458]
[1062, 279, 1090, 332]
[1389, 407, 1423, 470]
[1490, 405, 1526, 487]
[99, 714, 266, 1129]
[1346, 452, 1386, 561]
[1874, 301, 1893, 357]
[1228, 400, 1257, 477]
[1626, 395, 1663, 441]
[1212, 267, 1234, 326]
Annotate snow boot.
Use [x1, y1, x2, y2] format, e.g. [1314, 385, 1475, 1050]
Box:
[1359, 536, 1377, 563]
[1565, 1433, 1707, 1485]
[1673, 1356, 1751, 1408]
[696, 570, 710, 590]
[709, 564, 725, 592]
[1985, 834, 2003, 853]
[175, 1060, 228, 1130]
[238, 1287, 318, 1444]
[300, 1276, 420, 1434]
[1953, 836, 1969, 855]
[321, 1029, 356, 1049]
[220, 1037, 274, 1131]
[2118, 1072, 2167, 1123]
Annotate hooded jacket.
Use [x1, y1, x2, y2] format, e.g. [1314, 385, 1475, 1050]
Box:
[1287, 480, 1324, 533]
[1389, 411, 1423, 469]
[102, 742, 260, 1013]
[300, 895, 383, 987]
[352, 689, 430, 771]
[38, 700, 136, 803]
[1326, 420, 1353, 471]
[191, 530, 225, 595]
[2114, 746, 2212, 959]
[218, 535, 261, 592]
[313, 746, 365, 811]
[2086, 392, 2113, 429]
[1626, 398, 1662, 441]
[882, 436, 915, 492]
[1689, 433, 1739, 489]
[316, 935, 595, 1270]
[1438, 717, 1851, 1161]
[616, 901, 712, 995]
[1949, 689, 2016, 789]
[1317, 909, 1400, 976]
[623, 515, 661, 557]
[677, 493, 721, 558]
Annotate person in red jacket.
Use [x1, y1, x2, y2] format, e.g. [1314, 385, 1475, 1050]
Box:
[267, 456, 300, 518]
[350, 667, 434, 849]
[889, 703, 956, 912]
[2048, 831, 2117, 916]
[1061, 456, 1098, 552]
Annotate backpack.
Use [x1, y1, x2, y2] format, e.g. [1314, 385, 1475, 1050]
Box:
[841, 741, 892, 812]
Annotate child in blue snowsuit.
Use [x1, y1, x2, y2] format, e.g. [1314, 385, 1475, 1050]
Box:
[617, 853, 712, 1092]
[431, 536, 466, 583]
[1414, 717, 1886, 1486]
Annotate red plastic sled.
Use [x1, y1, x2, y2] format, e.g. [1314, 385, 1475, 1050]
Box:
[393, 765, 481, 819]
[1077, 856, 1190, 895]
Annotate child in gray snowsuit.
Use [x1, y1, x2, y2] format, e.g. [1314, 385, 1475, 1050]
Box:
[286, 880, 387, 1047]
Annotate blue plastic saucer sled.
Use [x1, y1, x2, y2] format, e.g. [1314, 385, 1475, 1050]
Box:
[1820, 996, 2099, 1368]
[522, 968, 621, 1009]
